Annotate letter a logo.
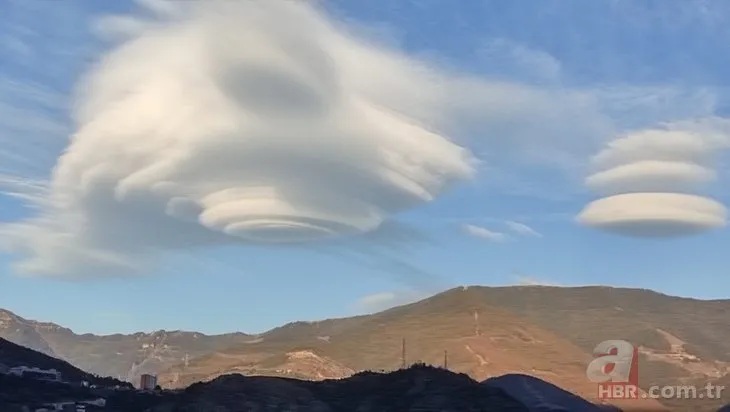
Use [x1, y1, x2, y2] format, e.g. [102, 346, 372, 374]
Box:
[586, 340, 638, 385]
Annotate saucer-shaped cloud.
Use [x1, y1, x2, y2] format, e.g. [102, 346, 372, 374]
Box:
[578, 122, 729, 237]
[0, 0, 478, 276]
[577, 193, 726, 237]
[585, 160, 716, 195]
[590, 128, 724, 172]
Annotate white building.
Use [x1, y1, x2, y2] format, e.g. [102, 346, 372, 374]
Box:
[8, 366, 62, 381]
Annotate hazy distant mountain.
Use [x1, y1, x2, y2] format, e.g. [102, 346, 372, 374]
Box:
[0, 337, 92, 383]
[0, 310, 57, 356]
[0, 337, 132, 389]
[0, 309, 252, 383]
[4, 285, 730, 410]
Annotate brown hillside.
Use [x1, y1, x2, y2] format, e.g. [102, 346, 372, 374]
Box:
[159, 286, 665, 410]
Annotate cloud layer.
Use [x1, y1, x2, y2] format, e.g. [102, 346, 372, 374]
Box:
[577, 120, 730, 237]
[3, 0, 725, 277]
[0, 0, 488, 276]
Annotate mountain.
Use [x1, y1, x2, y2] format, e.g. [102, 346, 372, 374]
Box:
[158, 286, 730, 411]
[0, 308, 253, 383]
[457, 286, 730, 411]
[0, 343, 611, 412]
[0, 310, 56, 356]
[157, 286, 666, 410]
[4, 285, 730, 411]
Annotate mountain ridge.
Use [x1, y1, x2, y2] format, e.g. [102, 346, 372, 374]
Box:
[3, 285, 730, 410]
[0, 308, 253, 382]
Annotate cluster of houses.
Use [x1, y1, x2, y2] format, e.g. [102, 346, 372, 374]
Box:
[0, 364, 101, 411]
[0, 361, 161, 411]
[29, 398, 106, 412]
[1, 365, 64, 382]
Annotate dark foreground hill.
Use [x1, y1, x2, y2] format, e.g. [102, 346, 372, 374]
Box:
[154, 365, 529, 411]
[0, 337, 129, 388]
[1, 340, 620, 412]
[144, 364, 629, 412]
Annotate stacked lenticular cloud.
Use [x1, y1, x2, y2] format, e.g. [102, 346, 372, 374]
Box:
[577, 124, 728, 237]
[0, 0, 477, 276]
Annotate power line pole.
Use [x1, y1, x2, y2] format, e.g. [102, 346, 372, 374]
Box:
[444, 350, 448, 369]
[401, 337, 406, 369]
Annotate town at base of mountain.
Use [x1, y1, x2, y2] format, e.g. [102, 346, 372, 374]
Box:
[1, 336, 624, 411]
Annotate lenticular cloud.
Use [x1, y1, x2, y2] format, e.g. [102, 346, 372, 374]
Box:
[0, 0, 475, 276]
[576, 121, 730, 237]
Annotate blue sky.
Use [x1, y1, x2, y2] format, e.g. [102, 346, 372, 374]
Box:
[1, 0, 730, 335]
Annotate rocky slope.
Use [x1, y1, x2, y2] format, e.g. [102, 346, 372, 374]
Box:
[159, 286, 730, 411]
[0, 309, 252, 382]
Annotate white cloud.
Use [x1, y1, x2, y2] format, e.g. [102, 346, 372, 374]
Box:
[589, 126, 727, 174]
[462, 224, 508, 242]
[1, 0, 633, 278]
[3, 0, 722, 277]
[585, 160, 716, 195]
[515, 276, 563, 287]
[505, 220, 542, 237]
[577, 193, 727, 237]
[578, 119, 730, 237]
[1, 0, 480, 277]
[353, 289, 427, 313]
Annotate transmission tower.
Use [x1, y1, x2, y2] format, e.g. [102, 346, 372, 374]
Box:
[401, 337, 406, 369]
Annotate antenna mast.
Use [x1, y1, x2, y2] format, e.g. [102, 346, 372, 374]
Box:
[401, 337, 406, 369]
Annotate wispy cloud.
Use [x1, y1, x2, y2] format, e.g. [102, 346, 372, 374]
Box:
[0, 0, 99, 179]
[353, 289, 428, 313]
[0, 174, 50, 208]
[462, 224, 508, 242]
[505, 221, 542, 238]
[478, 37, 562, 84]
[462, 221, 542, 242]
[514, 276, 563, 287]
